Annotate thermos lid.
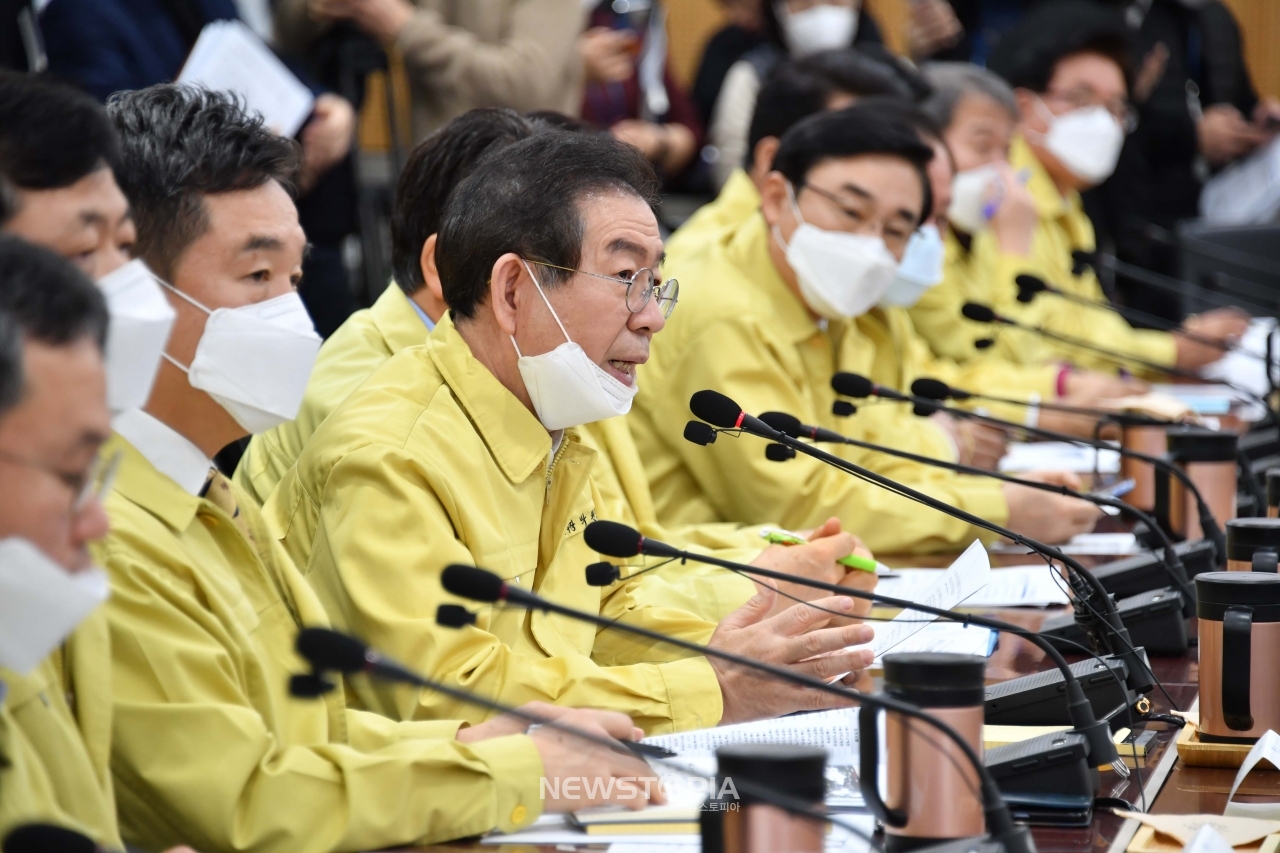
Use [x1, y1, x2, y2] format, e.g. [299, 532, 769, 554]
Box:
[715, 744, 826, 803]
[1165, 426, 1238, 462]
[1226, 518, 1280, 562]
[1196, 571, 1280, 622]
[883, 652, 987, 707]
[1268, 469, 1280, 507]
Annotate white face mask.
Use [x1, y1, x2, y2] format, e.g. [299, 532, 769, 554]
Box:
[947, 164, 1002, 235]
[512, 260, 639, 432]
[1034, 99, 1126, 185]
[0, 539, 110, 674]
[97, 259, 177, 414]
[774, 183, 899, 319]
[879, 224, 945, 308]
[775, 2, 858, 56]
[161, 286, 321, 435]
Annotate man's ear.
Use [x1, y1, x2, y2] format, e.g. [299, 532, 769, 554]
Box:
[420, 233, 442, 299]
[749, 136, 781, 186]
[1013, 87, 1040, 127]
[759, 171, 791, 233]
[488, 253, 528, 336]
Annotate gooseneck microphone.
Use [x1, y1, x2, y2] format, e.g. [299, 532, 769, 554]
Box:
[689, 389, 1155, 700]
[1073, 249, 1277, 315]
[909, 377, 1174, 427]
[583, 518, 1124, 772]
[437, 566, 1036, 853]
[876, 372, 1229, 564]
[754, 410, 1194, 610]
[2, 825, 101, 853]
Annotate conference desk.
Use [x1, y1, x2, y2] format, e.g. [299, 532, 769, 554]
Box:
[409, 548, 1278, 853]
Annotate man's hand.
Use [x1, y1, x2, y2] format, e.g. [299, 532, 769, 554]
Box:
[987, 162, 1038, 256]
[932, 412, 1007, 469]
[1198, 104, 1267, 166]
[298, 94, 355, 193]
[309, 0, 414, 44]
[750, 518, 877, 619]
[907, 0, 962, 60]
[456, 701, 596, 744]
[1062, 369, 1148, 400]
[531, 707, 662, 812]
[580, 27, 637, 84]
[708, 589, 875, 725]
[1174, 308, 1250, 370]
[1002, 470, 1101, 544]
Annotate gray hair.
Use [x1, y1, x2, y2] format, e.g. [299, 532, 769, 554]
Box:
[920, 62, 1018, 129]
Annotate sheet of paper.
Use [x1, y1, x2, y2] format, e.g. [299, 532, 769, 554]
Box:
[1186, 824, 1238, 853]
[642, 707, 860, 765]
[1115, 810, 1280, 847]
[860, 539, 991, 658]
[1225, 730, 1280, 819]
[1199, 318, 1277, 415]
[999, 441, 1121, 474]
[481, 815, 876, 849]
[876, 565, 1070, 607]
[178, 20, 314, 137]
[872, 622, 995, 665]
[991, 532, 1141, 557]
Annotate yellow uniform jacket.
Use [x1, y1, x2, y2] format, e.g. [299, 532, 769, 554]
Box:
[265, 316, 723, 734]
[0, 611, 122, 849]
[633, 212, 1008, 554]
[100, 431, 544, 853]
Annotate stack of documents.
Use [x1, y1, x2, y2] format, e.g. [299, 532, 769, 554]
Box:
[991, 532, 1142, 557]
[999, 441, 1120, 474]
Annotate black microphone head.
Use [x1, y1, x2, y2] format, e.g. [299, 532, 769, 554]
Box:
[910, 378, 953, 401]
[831, 372, 875, 399]
[585, 562, 622, 586]
[683, 420, 718, 446]
[584, 520, 644, 558]
[913, 401, 941, 417]
[4, 825, 98, 853]
[689, 390, 745, 429]
[436, 604, 478, 628]
[441, 564, 505, 603]
[297, 627, 368, 674]
[1071, 249, 1094, 275]
[831, 400, 857, 417]
[961, 302, 997, 323]
[974, 338, 995, 350]
[289, 672, 337, 698]
[758, 411, 802, 437]
[764, 443, 796, 462]
[1014, 274, 1048, 304]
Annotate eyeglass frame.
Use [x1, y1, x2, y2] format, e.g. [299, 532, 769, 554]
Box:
[1038, 88, 1139, 134]
[0, 447, 121, 513]
[794, 182, 922, 253]
[529, 260, 680, 319]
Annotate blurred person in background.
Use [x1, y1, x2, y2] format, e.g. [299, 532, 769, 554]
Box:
[579, 0, 702, 188]
[692, 0, 766, 125]
[277, 0, 586, 141]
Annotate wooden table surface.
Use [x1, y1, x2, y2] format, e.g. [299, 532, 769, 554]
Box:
[406, 549, 1278, 853]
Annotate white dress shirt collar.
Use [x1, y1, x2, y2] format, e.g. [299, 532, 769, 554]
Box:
[112, 409, 214, 497]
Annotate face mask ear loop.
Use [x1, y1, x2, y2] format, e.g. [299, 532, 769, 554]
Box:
[155, 282, 209, 375]
[161, 352, 191, 374]
[1027, 93, 1057, 142]
[774, 181, 808, 252]
[519, 259, 574, 344]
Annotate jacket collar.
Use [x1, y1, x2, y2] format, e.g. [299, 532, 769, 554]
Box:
[371, 283, 434, 355]
[718, 169, 764, 222]
[1011, 133, 1077, 221]
[725, 213, 828, 345]
[105, 429, 205, 533]
[428, 313, 557, 485]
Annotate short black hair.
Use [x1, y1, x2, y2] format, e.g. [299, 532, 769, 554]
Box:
[0, 71, 120, 191]
[107, 85, 302, 280]
[987, 1, 1133, 94]
[391, 108, 537, 296]
[772, 102, 935, 227]
[0, 175, 14, 226]
[436, 131, 659, 320]
[0, 236, 108, 416]
[747, 49, 913, 165]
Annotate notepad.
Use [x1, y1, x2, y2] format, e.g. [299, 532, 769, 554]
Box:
[999, 441, 1121, 474]
[178, 20, 314, 137]
[642, 707, 861, 765]
[872, 622, 996, 665]
[876, 565, 1070, 608]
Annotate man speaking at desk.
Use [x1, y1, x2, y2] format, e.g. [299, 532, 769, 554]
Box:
[269, 130, 875, 733]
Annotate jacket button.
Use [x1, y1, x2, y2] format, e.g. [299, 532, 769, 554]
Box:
[510, 804, 528, 824]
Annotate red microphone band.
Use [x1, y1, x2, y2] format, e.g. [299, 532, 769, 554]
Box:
[734, 411, 745, 429]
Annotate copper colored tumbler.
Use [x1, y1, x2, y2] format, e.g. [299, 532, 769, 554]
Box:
[1225, 518, 1280, 572]
[860, 653, 987, 853]
[1196, 572, 1280, 743]
[1154, 426, 1237, 542]
[1121, 424, 1168, 512]
[704, 744, 826, 853]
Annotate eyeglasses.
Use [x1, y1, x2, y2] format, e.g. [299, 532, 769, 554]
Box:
[1042, 88, 1139, 133]
[799, 184, 917, 253]
[532, 261, 680, 319]
[0, 447, 121, 513]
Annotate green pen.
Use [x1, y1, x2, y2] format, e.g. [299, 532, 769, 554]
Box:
[759, 527, 879, 573]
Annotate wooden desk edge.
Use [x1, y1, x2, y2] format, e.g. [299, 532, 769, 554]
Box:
[1105, 730, 1186, 853]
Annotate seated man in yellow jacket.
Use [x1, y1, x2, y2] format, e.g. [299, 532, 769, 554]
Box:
[633, 104, 1100, 555]
[971, 3, 1245, 376]
[99, 85, 658, 853]
[268, 129, 876, 735]
[0, 240, 127, 850]
[238, 107, 872, 624]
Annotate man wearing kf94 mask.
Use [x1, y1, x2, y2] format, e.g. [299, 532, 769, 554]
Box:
[97, 85, 662, 853]
[632, 104, 1100, 555]
[268, 129, 876, 736]
[981, 1, 1247, 377]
